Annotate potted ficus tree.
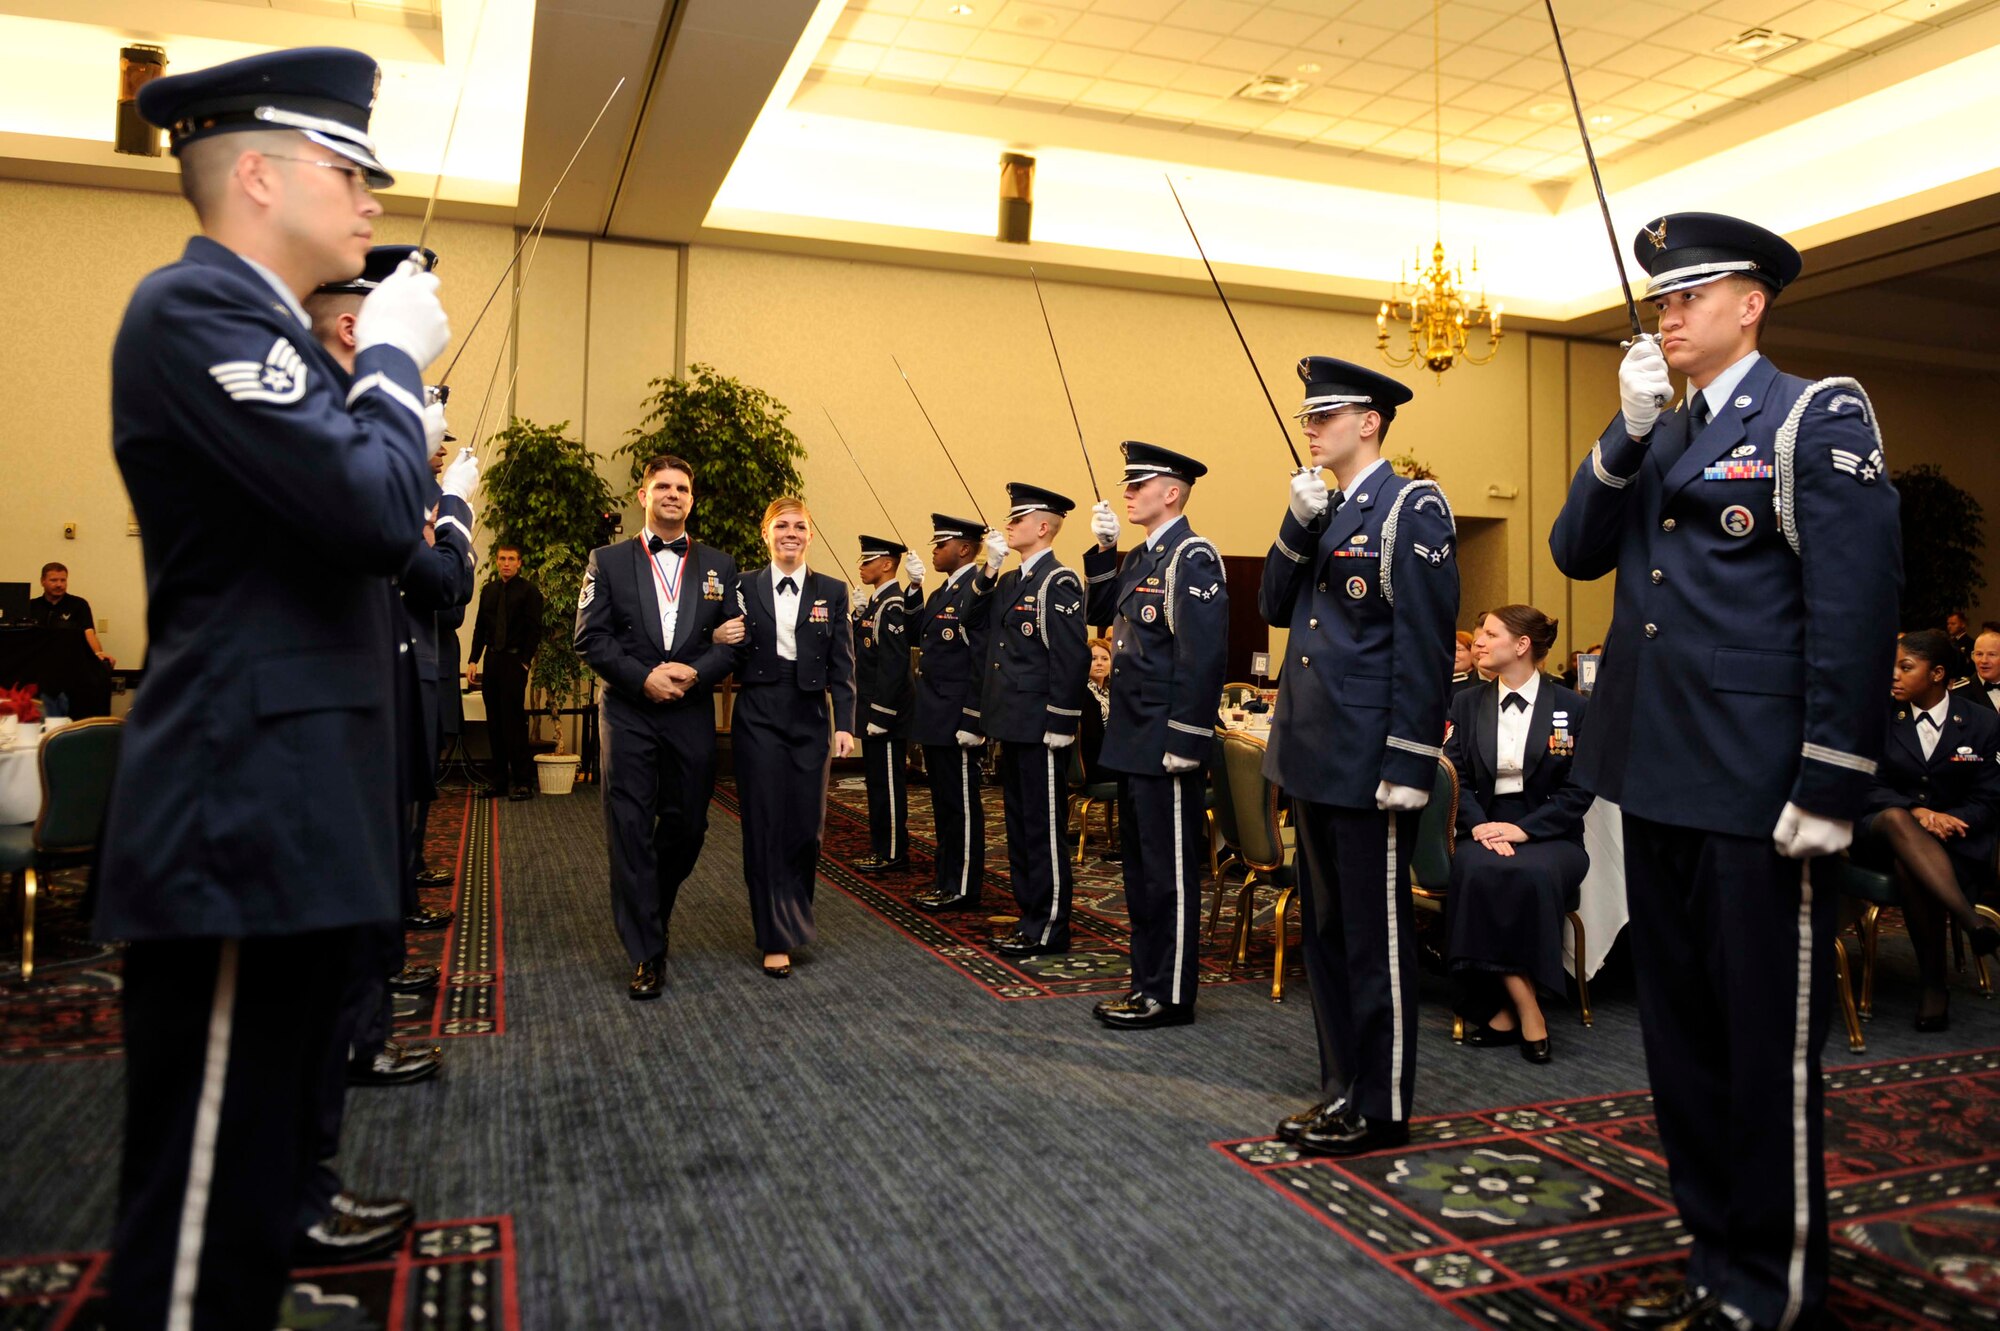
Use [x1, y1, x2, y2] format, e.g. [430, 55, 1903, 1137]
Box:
[616, 364, 807, 733]
[479, 417, 615, 795]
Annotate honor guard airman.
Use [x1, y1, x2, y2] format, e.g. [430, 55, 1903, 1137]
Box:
[1551, 213, 1902, 1331]
[98, 46, 451, 1330]
[911, 514, 992, 912]
[965, 483, 1090, 957]
[1082, 443, 1228, 1029]
[853, 535, 916, 873]
[1261, 357, 1459, 1158]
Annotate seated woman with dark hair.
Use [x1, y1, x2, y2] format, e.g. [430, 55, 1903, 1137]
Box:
[1081, 636, 1113, 782]
[1441, 605, 1592, 1064]
[1858, 629, 2000, 1031]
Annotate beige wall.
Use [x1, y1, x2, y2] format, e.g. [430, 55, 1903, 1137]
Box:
[2, 176, 1991, 677]
[0, 177, 519, 668]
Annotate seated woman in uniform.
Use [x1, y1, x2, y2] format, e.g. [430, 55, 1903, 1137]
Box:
[1451, 630, 1480, 698]
[1857, 629, 2000, 1031]
[1441, 605, 1592, 1064]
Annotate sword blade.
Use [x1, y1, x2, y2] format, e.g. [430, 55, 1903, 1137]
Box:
[892, 355, 988, 529]
[1543, 0, 1645, 342]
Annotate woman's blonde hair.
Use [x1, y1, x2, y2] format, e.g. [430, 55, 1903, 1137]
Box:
[761, 495, 811, 534]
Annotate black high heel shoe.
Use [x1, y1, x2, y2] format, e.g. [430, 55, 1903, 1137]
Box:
[1915, 990, 1950, 1033]
[1519, 1036, 1552, 1064]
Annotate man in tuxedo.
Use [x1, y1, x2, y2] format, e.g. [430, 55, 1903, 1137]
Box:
[575, 454, 745, 998]
[1953, 624, 2000, 711]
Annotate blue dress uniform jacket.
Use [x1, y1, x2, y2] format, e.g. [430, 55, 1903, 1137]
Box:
[394, 490, 476, 803]
[1863, 702, 2000, 867]
[733, 569, 858, 733]
[1446, 678, 1593, 844]
[854, 583, 915, 739]
[1549, 357, 1904, 835]
[100, 236, 436, 941]
[969, 555, 1090, 743]
[574, 536, 740, 710]
[1082, 516, 1229, 771]
[1260, 471, 1460, 805]
[911, 569, 988, 744]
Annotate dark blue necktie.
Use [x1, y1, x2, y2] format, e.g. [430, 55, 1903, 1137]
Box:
[1688, 393, 1711, 444]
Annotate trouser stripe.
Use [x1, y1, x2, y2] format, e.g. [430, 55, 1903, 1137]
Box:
[1384, 813, 1405, 1122]
[1780, 863, 1814, 1331]
[167, 940, 240, 1331]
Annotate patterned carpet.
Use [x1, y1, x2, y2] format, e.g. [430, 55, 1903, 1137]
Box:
[713, 770, 1304, 1000]
[1216, 1050, 2000, 1330]
[0, 1216, 519, 1329]
[0, 791, 501, 1061]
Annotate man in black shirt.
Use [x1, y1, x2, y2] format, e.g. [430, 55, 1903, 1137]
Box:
[469, 544, 543, 799]
[29, 563, 113, 667]
[27, 562, 114, 718]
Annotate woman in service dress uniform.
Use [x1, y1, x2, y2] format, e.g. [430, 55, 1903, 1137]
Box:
[1857, 628, 2000, 1031]
[731, 497, 856, 977]
[1440, 605, 1592, 1063]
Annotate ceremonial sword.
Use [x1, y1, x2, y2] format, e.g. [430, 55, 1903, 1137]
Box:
[822, 406, 909, 549]
[1027, 267, 1101, 501]
[891, 355, 989, 529]
[414, 0, 489, 257]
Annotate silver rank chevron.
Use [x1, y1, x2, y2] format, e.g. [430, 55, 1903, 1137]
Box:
[209, 337, 308, 405]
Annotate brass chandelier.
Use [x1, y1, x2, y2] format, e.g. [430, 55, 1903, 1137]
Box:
[1376, 0, 1502, 377]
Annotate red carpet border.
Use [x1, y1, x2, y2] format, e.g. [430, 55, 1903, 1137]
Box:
[1214, 1049, 2000, 1330]
[713, 774, 1292, 1001]
[0, 1216, 520, 1329]
[1, 790, 506, 1060]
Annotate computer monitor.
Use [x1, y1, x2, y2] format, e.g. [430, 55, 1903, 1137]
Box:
[0, 582, 30, 625]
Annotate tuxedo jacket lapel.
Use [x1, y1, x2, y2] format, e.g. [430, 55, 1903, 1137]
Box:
[631, 538, 666, 657]
[1473, 683, 1499, 795]
[1522, 679, 1555, 783]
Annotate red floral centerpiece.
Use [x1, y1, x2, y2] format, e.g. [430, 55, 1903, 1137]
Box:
[0, 684, 43, 724]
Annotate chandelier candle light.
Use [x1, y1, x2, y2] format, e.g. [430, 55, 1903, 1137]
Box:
[1377, 0, 1502, 377]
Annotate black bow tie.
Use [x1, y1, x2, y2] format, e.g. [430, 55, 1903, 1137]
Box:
[1920, 712, 1940, 728]
[648, 534, 688, 557]
[777, 576, 798, 596]
[1502, 692, 1529, 712]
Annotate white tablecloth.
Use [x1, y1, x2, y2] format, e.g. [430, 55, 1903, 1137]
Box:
[1568, 797, 1629, 980]
[0, 718, 71, 826]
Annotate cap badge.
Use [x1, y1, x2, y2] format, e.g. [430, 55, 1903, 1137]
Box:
[1644, 217, 1669, 251]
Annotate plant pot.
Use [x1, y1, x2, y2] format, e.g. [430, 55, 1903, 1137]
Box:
[534, 752, 580, 795]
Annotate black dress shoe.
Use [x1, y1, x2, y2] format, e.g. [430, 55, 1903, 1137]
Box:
[1094, 994, 1195, 1029]
[387, 963, 441, 993]
[629, 954, 664, 999]
[1616, 1282, 1717, 1331]
[1915, 1005, 1950, 1033]
[507, 786, 534, 801]
[995, 934, 1069, 958]
[1277, 1097, 1348, 1144]
[346, 1040, 442, 1087]
[1297, 1107, 1410, 1157]
[763, 961, 792, 979]
[404, 905, 455, 931]
[415, 865, 454, 887]
[330, 1190, 415, 1227]
[912, 891, 981, 912]
[853, 856, 911, 873]
[294, 1210, 408, 1265]
[1463, 1022, 1522, 1048]
[1520, 1036, 1552, 1064]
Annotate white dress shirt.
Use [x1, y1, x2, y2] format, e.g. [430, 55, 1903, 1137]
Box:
[1692, 351, 1762, 421]
[771, 564, 804, 662]
[1337, 457, 1390, 506]
[1493, 672, 1541, 796]
[1145, 513, 1187, 551]
[238, 253, 312, 330]
[1019, 547, 1051, 579]
[1916, 696, 1947, 761]
[645, 535, 684, 650]
[946, 563, 974, 590]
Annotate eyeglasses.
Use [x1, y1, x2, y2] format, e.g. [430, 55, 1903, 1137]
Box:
[261, 152, 372, 195]
[1299, 408, 1361, 429]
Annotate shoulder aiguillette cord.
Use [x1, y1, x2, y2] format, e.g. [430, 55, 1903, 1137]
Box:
[891, 355, 988, 529]
[1163, 174, 1302, 470]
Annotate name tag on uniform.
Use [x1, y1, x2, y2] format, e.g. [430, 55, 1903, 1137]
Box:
[1703, 461, 1773, 480]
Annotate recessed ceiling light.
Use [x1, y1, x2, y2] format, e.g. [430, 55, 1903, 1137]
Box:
[1589, 113, 1614, 126]
[1714, 27, 1802, 61]
[1528, 102, 1565, 118]
[947, 3, 974, 15]
[1235, 75, 1306, 104]
[1296, 61, 1322, 75]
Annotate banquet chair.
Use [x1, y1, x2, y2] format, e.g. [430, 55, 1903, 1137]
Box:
[3, 717, 123, 983]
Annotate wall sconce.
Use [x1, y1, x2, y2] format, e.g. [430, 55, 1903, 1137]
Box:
[998, 152, 1034, 244]
[117, 45, 167, 157]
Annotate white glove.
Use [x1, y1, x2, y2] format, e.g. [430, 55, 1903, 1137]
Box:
[1090, 499, 1119, 551]
[1619, 337, 1672, 439]
[422, 400, 449, 452]
[354, 255, 450, 369]
[439, 447, 480, 504]
[1773, 802, 1853, 860]
[1289, 467, 1330, 525]
[903, 551, 925, 585]
[982, 529, 1007, 574]
[866, 723, 887, 737]
[1375, 780, 1430, 811]
[1044, 731, 1075, 749]
[955, 729, 984, 748]
[1163, 753, 1200, 773]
